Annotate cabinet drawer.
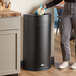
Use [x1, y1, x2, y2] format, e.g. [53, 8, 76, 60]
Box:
[0, 16, 21, 30]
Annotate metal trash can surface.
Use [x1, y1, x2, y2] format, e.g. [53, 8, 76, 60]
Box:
[23, 13, 51, 71]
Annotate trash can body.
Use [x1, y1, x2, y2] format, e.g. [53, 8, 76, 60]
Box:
[23, 14, 51, 71]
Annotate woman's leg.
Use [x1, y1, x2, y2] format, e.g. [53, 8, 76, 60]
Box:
[60, 14, 72, 61]
[70, 2, 76, 69]
[58, 14, 72, 69]
[59, 15, 72, 69]
[59, 2, 72, 69]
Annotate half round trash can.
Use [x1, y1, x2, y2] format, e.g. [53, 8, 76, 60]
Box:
[23, 13, 51, 71]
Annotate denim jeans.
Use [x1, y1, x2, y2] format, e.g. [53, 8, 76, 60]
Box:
[60, 2, 76, 61]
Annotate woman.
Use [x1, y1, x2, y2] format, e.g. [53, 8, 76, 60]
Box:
[36, 0, 76, 69]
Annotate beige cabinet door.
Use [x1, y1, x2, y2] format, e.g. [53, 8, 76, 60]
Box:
[0, 30, 20, 76]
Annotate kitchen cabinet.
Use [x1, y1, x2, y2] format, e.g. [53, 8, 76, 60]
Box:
[0, 11, 21, 76]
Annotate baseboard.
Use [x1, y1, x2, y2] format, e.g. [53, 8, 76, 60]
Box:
[21, 57, 55, 68]
[51, 57, 55, 65]
[21, 60, 23, 68]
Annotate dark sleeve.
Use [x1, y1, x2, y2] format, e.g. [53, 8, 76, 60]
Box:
[45, 0, 63, 8]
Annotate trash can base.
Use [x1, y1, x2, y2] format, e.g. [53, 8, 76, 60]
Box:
[23, 66, 51, 71]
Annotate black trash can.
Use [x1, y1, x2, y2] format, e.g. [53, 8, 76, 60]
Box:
[23, 13, 51, 71]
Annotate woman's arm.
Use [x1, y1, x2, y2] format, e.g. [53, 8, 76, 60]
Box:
[45, 0, 63, 8]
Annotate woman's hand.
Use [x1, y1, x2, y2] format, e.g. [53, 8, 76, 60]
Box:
[41, 5, 47, 10]
[43, 5, 47, 8]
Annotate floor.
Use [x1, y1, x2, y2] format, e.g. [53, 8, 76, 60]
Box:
[19, 34, 76, 76]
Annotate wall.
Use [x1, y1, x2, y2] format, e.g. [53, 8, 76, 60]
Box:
[11, 0, 53, 14]
[11, 0, 54, 61]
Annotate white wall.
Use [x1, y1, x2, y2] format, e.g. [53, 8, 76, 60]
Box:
[11, 0, 52, 14]
[11, 0, 54, 61]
